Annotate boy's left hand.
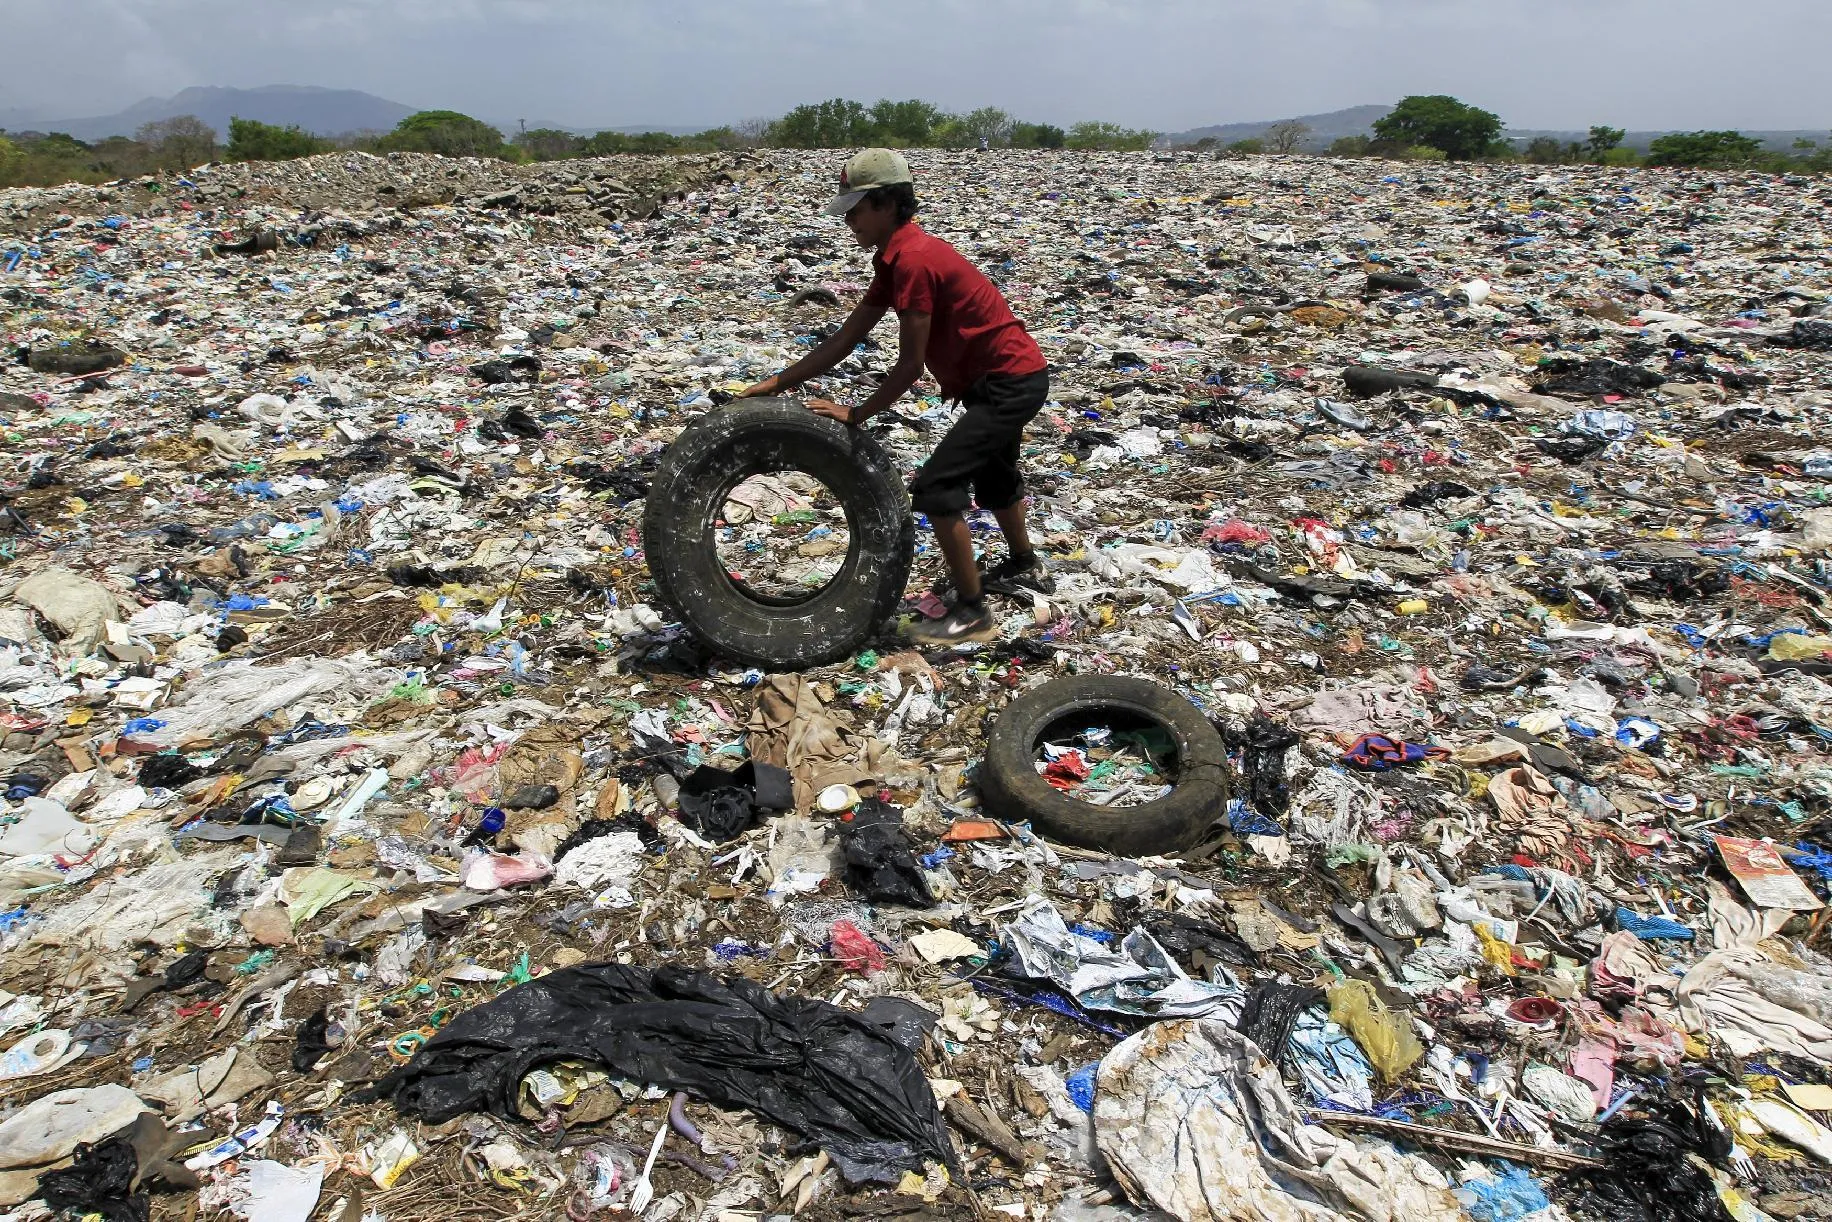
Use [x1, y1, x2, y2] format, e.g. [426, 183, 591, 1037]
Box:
[808, 399, 854, 425]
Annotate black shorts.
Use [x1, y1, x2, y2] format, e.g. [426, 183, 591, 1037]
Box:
[908, 370, 1050, 517]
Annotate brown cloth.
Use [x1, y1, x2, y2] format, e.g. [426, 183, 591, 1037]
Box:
[746, 675, 882, 812]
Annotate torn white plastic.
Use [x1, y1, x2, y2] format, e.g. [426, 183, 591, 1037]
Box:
[1093, 1020, 1462, 1222]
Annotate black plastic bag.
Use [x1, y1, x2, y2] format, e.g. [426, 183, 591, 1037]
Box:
[502, 406, 545, 439]
[1770, 319, 1832, 350]
[859, 995, 939, 1052]
[676, 761, 792, 842]
[840, 798, 934, 907]
[369, 963, 957, 1184]
[469, 354, 541, 384]
[1342, 365, 1437, 397]
[1129, 906, 1258, 968]
[565, 458, 653, 500]
[1224, 715, 1299, 815]
[1625, 560, 1728, 602]
[137, 753, 202, 791]
[1537, 357, 1665, 397]
[294, 1006, 333, 1073]
[37, 1138, 146, 1222]
[1364, 271, 1426, 295]
[1560, 1097, 1731, 1222]
[1236, 982, 1325, 1061]
[554, 812, 660, 860]
[1401, 480, 1476, 508]
[1535, 433, 1611, 463]
[162, 949, 208, 990]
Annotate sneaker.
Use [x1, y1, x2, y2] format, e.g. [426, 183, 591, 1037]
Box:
[910, 600, 998, 646]
[983, 552, 1055, 597]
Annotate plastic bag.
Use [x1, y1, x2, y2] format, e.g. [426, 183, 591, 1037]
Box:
[1327, 979, 1423, 1082]
[12, 568, 121, 652]
[370, 963, 955, 1185]
[1768, 633, 1832, 662]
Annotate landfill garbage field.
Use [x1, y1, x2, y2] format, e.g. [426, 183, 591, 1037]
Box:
[4, 145, 1832, 1222]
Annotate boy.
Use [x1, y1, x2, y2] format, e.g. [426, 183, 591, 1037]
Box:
[739, 149, 1052, 646]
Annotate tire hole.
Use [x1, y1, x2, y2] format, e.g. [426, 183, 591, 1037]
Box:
[1032, 708, 1181, 808]
[714, 472, 854, 604]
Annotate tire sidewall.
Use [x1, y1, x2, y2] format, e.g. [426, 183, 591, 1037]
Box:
[981, 676, 1230, 856]
[642, 399, 914, 670]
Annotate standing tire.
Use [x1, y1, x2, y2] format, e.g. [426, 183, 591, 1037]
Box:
[642, 398, 915, 671]
[978, 675, 1231, 856]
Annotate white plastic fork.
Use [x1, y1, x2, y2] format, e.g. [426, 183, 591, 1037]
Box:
[629, 1121, 668, 1215]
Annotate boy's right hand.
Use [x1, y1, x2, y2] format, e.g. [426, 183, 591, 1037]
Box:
[736, 375, 783, 398]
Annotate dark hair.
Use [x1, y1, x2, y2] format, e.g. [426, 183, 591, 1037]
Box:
[863, 182, 918, 223]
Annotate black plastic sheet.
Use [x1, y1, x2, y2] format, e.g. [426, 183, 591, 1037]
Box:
[370, 963, 956, 1184]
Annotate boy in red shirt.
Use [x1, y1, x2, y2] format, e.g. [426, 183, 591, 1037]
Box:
[740, 149, 1052, 646]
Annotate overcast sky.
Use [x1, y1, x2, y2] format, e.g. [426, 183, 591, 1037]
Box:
[9, 0, 1830, 133]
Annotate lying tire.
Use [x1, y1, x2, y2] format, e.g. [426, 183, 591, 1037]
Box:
[642, 398, 915, 671]
[978, 675, 1230, 856]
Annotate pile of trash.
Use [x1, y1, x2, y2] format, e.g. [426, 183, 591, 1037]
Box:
[1, 146, 1832, 1222]
[0, 148, 742, 230]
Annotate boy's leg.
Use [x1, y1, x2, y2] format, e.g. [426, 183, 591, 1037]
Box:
[970, 371, 1053, 595]
[909, 400, 1002, 593]
[909, 405, 1001, 645]
[910, 511, 997, 643]
[991, 501, 1034, 563]
[931, 513, 982, 603]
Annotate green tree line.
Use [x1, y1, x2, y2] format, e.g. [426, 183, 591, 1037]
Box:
[0, 99, 1160, 188]
[1186, 96, 1832, 173]
[4, 95, 1828, 189]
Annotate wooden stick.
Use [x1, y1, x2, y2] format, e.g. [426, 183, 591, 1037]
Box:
[1306, 1110, 1604, 1171]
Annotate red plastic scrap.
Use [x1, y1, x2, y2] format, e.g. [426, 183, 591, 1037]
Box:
[1201, 519, 1271, 546]
[1041, 749, 1092, 790]
[830, 920, 885, 974]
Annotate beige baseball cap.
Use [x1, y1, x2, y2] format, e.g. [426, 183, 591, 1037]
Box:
[823, 148, 913, 216]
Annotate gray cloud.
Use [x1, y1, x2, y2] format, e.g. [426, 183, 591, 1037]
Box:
[8, 0, 1829, 133]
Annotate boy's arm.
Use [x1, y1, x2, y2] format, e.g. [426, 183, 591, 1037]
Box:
[738, 301, 887, 398]
[810, 309, 930, 426]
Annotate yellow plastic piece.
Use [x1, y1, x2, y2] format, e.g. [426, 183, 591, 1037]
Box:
[1327, 979, 1424, 1081]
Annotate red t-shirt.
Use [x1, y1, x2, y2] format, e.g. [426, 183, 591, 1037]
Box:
[862, 223, 1046, 400]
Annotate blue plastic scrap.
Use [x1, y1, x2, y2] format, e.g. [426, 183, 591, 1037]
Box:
[963, 975, 1128, 1037]
[1063, 1063, 1097, 1114]
[1615, 906, 1695, 941]
[1455, 1164, 1554, 1222]
[1790, 843, 1832, 883]
[1227, 798, 1284, 837]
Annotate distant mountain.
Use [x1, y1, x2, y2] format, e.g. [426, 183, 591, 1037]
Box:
[1168, 104, 1392, 150]
[15, 86, 416, 142]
